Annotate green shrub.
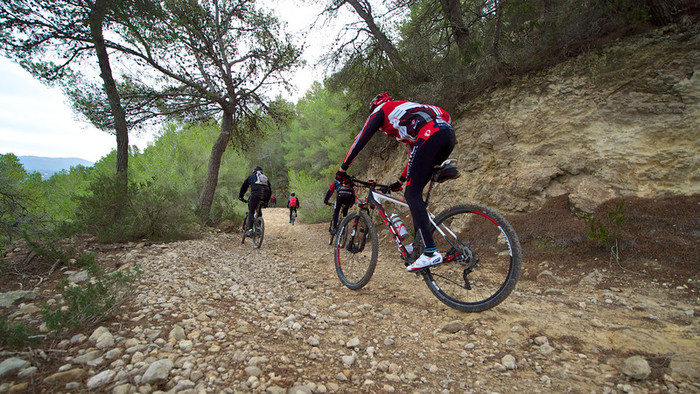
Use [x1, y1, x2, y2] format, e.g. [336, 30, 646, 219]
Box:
[77, 173, 198, 243]
[75, 172, 129, 242]
[127, 179, 200, 241]
[583, 200, 625, 248]
[0, 315, 37, 347]
[583, 200, 625, 263]
[42, 258, 141, 332]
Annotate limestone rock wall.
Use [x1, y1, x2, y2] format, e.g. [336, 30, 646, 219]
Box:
[365, 22, 699, 214]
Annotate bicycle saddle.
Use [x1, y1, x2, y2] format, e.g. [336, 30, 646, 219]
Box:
[432, 159, 460, 183]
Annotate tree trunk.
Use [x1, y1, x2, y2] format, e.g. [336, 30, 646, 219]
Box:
[344, 0, 420, 82]
[88, 0, 129, 176]
[438, 0, 472, 57]
[197, 109, 233, 220]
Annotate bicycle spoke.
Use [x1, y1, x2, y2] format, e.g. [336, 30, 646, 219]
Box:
[423, 204, 521, 312]
[334, 212, 378, 290]
[252, 217, 264, 248]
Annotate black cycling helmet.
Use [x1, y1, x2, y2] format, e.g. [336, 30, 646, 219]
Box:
[253, 166, 262, 172]
[291, 192, 295, 196]
[369, 92, 392, 113]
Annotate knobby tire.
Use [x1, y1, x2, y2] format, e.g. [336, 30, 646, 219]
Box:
[422, 203, 522, 312]
[334, 212, 378, 290]
[253, 217, 264, 249]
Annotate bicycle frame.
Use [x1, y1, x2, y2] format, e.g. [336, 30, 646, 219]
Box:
[353, 178, 466, 264]
[335, 161, 522, 312]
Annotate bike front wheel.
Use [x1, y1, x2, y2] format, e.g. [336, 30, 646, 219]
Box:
[334, 211, 378, 290]
[252, 217, 264, 248]
[423, 203, 522, 312]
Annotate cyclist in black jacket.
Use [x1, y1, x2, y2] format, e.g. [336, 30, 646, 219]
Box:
[239, 166, 272, 236]
[324, 179, 356, 233]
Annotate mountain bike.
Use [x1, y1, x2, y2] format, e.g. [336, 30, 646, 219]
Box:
[333, 159, 522, 312]
[290, 208, 297, 225]
[241, 200, 265, 248]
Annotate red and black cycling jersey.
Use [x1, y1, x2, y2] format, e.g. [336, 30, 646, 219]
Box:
[341, 100, 451, 178]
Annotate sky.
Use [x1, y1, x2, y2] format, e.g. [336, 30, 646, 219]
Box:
[0, 1, 336, 163]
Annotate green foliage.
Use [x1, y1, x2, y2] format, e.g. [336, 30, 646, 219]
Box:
[43, 165, 92, 224]
[23, 236, 76, 266]
[76, 169, 199, 243]
[0, 315, 37, 347]
[328, 0, 669, 111]
[288, 169, 332, 224]
[0, 153, 52, 253]
[75, 172, 128, 243]
[131, 120, 250, 224]
[583, 200, 626, 248]
[282, 85, 357, 179]
[42, 256, 141, 332]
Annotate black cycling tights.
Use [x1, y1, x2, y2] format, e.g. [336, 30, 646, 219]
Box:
[332, 195, 354, 229]
[247, 193, 264, 229]
[404, 125, 456, 251]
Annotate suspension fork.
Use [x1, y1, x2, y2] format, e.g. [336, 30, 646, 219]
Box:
[345, 210, 368, 252]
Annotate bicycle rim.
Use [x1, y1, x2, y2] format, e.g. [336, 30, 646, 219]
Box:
[328, 222, 335, 245]
[334, 212, 378, 290]
[423, 204, 522, 312]
[253, 217, 264, 248]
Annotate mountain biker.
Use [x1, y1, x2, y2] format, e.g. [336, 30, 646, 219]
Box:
[324, 178, 356, 233]
[287, 192, 300, 223]
[239, 166, 272, 236]
[335, 92, 456, 272]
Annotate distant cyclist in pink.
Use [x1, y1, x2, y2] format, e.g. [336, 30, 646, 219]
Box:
[336, 93, 456, 272]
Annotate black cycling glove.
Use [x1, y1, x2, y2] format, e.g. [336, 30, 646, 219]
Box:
[336, 170, 350, 182]
[389, 181, 403, 192]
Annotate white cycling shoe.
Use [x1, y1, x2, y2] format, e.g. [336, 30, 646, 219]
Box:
[407, 252, 443, 272]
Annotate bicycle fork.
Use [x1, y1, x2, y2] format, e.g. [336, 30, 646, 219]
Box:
[344, 217, 367, 254]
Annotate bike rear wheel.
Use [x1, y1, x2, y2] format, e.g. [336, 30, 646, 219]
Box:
[422, 203, 521, 312]
[334, 212, 377, 289]
[241, 213, 249, 244]
[252, 217, 264, 248]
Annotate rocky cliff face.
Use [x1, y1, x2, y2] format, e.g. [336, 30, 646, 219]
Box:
[368, 21, 699, 214]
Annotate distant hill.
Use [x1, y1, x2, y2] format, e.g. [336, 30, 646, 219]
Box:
[18, 156, 94, 179]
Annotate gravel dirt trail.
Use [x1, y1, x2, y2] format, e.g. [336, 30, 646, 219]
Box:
[1, 207, 698, 393]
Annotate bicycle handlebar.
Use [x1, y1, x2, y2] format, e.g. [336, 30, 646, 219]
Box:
[349, 176, 392, 194]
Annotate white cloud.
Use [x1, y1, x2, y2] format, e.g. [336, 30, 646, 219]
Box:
[0, 58, 118, 162]
[0, 2, 340, 161]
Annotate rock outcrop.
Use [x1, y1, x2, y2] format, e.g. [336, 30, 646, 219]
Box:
[368, 21, 699, 214]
